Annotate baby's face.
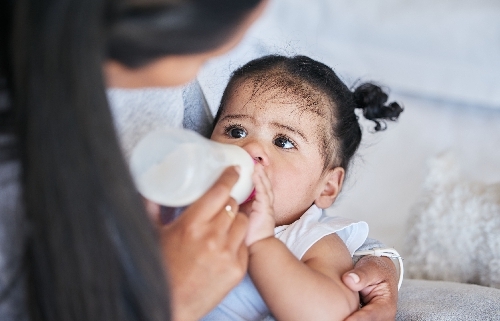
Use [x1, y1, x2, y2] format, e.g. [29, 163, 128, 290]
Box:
[211, 79, 332, 225]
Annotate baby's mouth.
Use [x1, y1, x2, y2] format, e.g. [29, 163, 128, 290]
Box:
[242, 188, 256, 204]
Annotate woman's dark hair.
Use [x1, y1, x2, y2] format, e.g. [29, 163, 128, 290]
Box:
[108, 0, 261, 67]
[1, 0, 261, 320]
[215, 55, 403, 174]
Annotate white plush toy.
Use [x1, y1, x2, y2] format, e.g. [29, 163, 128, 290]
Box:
[405, 152, 500, 289]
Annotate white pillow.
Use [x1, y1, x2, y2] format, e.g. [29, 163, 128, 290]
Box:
[404, 152, 500, 288]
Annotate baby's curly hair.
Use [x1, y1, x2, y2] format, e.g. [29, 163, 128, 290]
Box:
[215, 55, 403, 174]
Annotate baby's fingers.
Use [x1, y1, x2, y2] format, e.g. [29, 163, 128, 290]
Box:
[246, 177, 276, 246]
[254, 164, 273, 205]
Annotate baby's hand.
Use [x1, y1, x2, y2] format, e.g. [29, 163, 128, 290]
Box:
[245, 164, 275, 246]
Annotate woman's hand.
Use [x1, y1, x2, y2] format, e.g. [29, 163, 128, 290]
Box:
[245, 164, 275, 246]
[159, 166, 249, 321]
[342, 256, 399, 321]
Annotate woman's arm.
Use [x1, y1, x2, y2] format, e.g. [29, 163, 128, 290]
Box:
[249, 234, 359, 321]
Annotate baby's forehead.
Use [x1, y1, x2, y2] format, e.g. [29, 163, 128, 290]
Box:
[223, 74, 334, 154]
[229, 72, 333, 120]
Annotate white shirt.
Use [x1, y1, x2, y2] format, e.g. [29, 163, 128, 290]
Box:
[202, 205, 369, 321]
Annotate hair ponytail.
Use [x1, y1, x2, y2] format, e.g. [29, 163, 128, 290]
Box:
[353, 83, 403, 131]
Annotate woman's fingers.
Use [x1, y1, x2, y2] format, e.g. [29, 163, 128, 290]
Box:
[158, 167, 251, 320]
[237, 240, 249, 271]
[182, 166, 240, 223]
[342, 256, 398, 321]
[342, 256, 396, 293]
[210, 197, 239, 231]
[226, 212, 249, 253]
[160, 208, 249, 320]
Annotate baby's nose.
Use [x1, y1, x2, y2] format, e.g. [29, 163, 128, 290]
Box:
[243, 141, 269, 166]
[251, 153, 269, 166]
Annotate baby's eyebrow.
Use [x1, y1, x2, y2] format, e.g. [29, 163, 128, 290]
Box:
[218, 114, 253, 123]
[271, 122, 308, 142]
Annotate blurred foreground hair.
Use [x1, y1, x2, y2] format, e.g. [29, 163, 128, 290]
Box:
[1, 0, 260, 320]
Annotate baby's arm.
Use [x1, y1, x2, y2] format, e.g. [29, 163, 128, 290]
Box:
[249, 235, 359, 320]
[246, 167, 359, 320]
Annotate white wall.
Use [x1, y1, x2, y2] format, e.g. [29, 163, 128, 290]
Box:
[326, 95, 500, 250]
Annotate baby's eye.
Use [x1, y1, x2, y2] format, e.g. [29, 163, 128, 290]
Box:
[226, 126, 247, 139]
[274, 136, 295, 149]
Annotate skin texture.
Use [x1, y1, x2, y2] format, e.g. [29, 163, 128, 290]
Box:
[211, 80, 359, 320]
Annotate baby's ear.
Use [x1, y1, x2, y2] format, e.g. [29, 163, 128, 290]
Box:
[314, 167, 345, 209]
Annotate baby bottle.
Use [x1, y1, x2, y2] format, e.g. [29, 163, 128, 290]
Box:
[129, 127, 255, 207]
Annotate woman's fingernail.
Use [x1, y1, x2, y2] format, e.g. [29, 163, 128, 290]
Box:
[234, 165, 241, 174]
[348, 273, 360, 284]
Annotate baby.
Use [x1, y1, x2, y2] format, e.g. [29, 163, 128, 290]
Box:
[204, 55, 403, 320]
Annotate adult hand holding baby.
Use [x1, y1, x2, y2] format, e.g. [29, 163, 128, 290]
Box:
[343, 256, 399, 321]
[159, 166, 249, 321]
